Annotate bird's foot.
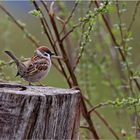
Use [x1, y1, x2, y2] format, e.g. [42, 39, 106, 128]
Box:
[38, 82, 46, 86]
[70, 86, 79, 90]
[28, 82, 33, 86]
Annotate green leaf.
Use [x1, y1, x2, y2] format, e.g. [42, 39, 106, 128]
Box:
[29, 10, 41, 17]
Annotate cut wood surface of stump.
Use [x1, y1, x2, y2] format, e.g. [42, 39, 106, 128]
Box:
[0, 82, 81, 140]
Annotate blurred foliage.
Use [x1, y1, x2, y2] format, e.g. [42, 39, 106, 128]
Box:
[0, 0, 140, 139]
[29, 9, 41, 17]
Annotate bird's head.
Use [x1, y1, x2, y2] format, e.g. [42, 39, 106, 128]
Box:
[35, 46, 54, 58]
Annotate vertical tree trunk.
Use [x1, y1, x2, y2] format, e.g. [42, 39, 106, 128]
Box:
[0, 82, 81, 140]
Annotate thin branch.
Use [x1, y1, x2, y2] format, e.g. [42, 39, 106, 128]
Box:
[69, 1, 107, 73]
[96, 1, 140, 127]
[66, 1, 79, 24]
[48, 5, 78, 87]
[94, 110, 120, 140]
[116, 0, 124, 45]
[83, 96, 120, 139]
[114, 0, 132, 94]
[128, 1, 140, 32]
[42, 2, 100, 138]
[94, 0, 140, 92]
[32, 0, 54, 46]
[51, 55, 63, 60]
[38, 1, 55, 42]
[41, 12, 55, 43]
[0, 2, 70, 87]
[59, 0, 79, 35]
[33, 1, 119, 139]
[95, 1, 119, 46]
[68, 21, 88, 72]
[61, 22, 81, 42]
[94, 22, 121, 95]
[80, 125, 91, 131]
[134, 105, 140, 128]
[48, 1, 80, 53]
[32, 1, 71, 87]
[40, 1, 71, 72]
[116, 1, 138, 97]
[0, 4, 39, 47]
[71, 47, 84, 74]
[88, 102, 109, 114]
[42, 0, 81, 66]
[54, 1, 80, 68]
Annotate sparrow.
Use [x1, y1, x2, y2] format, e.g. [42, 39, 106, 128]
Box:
[4, 46, 54, 85]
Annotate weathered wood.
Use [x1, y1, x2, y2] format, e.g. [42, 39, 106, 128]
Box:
[0, 82, 81, 140]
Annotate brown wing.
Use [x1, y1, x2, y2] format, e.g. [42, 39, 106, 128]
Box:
[26, 58, 49, 76]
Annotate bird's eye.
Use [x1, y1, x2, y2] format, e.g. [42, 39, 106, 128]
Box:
[44, 52, 49, 57]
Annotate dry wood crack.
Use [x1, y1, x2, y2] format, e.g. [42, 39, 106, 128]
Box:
[0, 82, 81, 140]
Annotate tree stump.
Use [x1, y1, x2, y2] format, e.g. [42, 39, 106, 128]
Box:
[0, 82, 81, 140]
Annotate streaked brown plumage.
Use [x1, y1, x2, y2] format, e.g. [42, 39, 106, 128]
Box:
[5, 46, 54, 85]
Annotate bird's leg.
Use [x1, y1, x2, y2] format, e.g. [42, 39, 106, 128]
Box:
[38, 81, 45, 86]
[70, 86, 79, 90]
[29, 82, 32, 86]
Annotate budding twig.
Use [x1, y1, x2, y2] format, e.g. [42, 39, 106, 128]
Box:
[51, 55, 63, 60]
[94, 0, 140, 92]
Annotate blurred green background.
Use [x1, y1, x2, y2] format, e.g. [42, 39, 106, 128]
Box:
[0, 1, 68, 87]
[0, 1, 140, 139]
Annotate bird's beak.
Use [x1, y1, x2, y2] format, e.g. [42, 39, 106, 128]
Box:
[50, 52, 55, 56]
[50, 52, 63, 60]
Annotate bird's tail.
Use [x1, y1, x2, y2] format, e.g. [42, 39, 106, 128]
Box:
[4, 51, 20, 65]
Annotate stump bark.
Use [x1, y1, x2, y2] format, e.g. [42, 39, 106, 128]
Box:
[0, 82, 81, 140]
